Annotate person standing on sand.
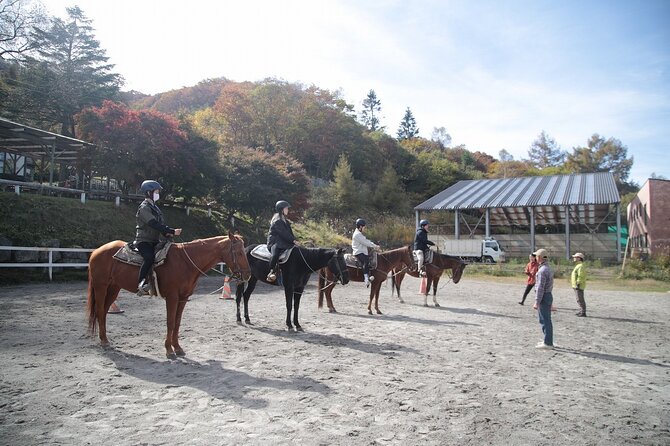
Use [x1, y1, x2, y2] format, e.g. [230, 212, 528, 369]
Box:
[532, 248, 554, 349]
[519, 253, 538, 305]
[571, 252, 587, 317]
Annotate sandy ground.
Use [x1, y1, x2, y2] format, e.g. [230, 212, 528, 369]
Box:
[0, 273, 668, 446]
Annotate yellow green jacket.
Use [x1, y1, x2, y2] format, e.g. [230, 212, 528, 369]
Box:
[571, 262, 586, 289]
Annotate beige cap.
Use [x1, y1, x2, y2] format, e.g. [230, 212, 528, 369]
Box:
[572, 252, 585, 259]
[533, 248, 549, 259]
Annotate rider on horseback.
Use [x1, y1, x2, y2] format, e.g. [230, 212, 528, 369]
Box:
[266, 200, 299, 282]
[414, 219, 435, 277]
[135, 180, 182, 295]
[352, 218, 380, 287]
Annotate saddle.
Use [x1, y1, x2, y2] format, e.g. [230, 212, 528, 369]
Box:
[112, 241, 173, 267]
[344, 251, 377, 270]
[250, 244, 294, 264]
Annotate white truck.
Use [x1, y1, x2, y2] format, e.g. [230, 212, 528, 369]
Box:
[443, 238, 505, 263]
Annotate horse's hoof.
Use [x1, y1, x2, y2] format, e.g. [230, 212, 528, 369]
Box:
[376, 310, 383, 315]
[368, 310, 373, 315]
[175, 349, 186, 357]
[166, 352, 177, 360]
[236, 320, 244, 325]
[424, 303, 429, 307]
[328, 308, 337, 313]
[295, 326, 304, 332]
[435, 303, 441, 308]
[100, 340, 110, 348]
[286, 326, 293, 332]
[245, 319, 252, 325]
[398, 299, 405, 304]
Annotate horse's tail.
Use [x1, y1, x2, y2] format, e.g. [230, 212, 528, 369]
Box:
[86, 269, 98, 335]
[317, 270, 325, 309]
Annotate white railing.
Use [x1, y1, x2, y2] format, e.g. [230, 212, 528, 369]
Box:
[0, 245, 229, 281]
[0, 246, 93, 280]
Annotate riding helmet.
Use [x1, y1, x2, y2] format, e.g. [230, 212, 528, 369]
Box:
[275, 200, 290, 212]
[420, 219, 429, 227]
[140, 180, 162, 194]
[356, 218, 366, 228]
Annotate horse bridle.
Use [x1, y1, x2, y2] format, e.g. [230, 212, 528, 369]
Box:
[225, 236, 245, 281]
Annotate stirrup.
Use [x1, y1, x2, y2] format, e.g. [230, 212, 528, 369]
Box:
[137, 281, 151, 296]
[266, 271, 277, 282]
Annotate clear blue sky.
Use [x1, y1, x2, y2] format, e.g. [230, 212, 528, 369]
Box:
[45, 0, 670, 185]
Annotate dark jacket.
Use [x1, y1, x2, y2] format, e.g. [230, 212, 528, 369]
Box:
[414, 228, 435, 251]
[267, 214, 296, 249]
[134, 199, 175, 244]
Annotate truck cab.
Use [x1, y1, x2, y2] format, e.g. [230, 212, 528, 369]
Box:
[483, 238, 505, 263]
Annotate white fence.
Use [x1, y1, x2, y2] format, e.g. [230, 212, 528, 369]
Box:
[0, 245, 228, 281]
[0, 246, 92, 280]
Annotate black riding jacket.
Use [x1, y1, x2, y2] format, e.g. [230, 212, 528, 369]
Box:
[413, 228, 435, 251]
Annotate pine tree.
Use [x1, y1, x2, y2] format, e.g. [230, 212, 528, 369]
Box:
[397, 107, 418, 140]
[527, 131, 565, 169]
[17, 6, 122, 136]
[360, 89, 381, 131]
[373, 165, 408, 212]
[329, 153, 360, 215]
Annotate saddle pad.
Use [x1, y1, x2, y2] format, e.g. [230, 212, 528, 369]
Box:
[113, 242, 172, 267]
[413, 249, 434, 264]
[344, 251, 377, 269]
[250, 244, 293, 264]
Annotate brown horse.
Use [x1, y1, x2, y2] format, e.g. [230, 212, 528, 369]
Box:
[391, 253, 466, 307]
[87, 232, 251, 358]
[318, 245, 413, 315]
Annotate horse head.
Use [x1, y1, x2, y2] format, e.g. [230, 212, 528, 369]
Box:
[451, 259, 467, 283]
[223, 230, 251, 281]
[328, 248, 349, 285]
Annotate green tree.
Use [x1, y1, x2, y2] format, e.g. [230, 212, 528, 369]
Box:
[13, 6, 121, 135]
[214, 146, 309, 224]
[360, 89, 381, 131]
[373, 165, 409, 213]
[329, 153, 361, 216]
[527, 131, 565, 169]
[565, 134, 634, 187]
[397, 107, 418, 140]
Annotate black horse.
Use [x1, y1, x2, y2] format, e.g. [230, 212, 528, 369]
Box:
[236, 244, 349, 331]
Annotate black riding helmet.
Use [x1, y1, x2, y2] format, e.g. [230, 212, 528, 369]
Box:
[275, 200, 290, 212]
[356, 218, 366, 228]
[140, 180, 162, 196]
[420, 219, 429, 227]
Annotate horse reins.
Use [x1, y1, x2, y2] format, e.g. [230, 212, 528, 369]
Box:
[296, 247, 347, 287]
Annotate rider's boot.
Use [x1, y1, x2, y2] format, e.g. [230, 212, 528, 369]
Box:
[266, 269, 277, 282]
[137, 279, 151, 296]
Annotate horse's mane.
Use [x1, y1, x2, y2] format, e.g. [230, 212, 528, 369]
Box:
[296, 246, 335, 263]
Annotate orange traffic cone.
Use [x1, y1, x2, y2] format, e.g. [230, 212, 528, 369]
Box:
[419, 276, 427, 294]
[220, 276, 233, 299]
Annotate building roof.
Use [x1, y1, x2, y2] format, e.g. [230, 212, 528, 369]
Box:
[415, 172, 621, 227]
[0, 118, 94, 162]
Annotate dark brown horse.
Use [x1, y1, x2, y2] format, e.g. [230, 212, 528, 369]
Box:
[391, 253, 466, 307]
[87, 232, 250, 358]
[318, 245, 413, 315]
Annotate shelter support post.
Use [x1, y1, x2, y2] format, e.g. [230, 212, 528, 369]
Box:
[530, 207, 535, 254]
[415, 211, 420, 229]
[454, 210, 460, 240]
[565, 205, 571, 260]
[616, 203, 621, 262]
[485, 208, 490, 238]
[80, 193, 85, 204]
[14, 185, 20, 196]
[48, 142, 55, 186]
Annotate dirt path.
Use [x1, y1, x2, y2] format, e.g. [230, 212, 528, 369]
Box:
[0, 275, 668, 445]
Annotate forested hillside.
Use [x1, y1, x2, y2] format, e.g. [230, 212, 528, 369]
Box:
[0, 3, 639, 230]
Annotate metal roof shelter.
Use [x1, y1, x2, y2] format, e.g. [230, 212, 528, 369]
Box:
[0, 118, 94, 185]
[415, 172, 622, 261]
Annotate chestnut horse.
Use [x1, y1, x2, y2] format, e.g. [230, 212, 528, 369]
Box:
[318, 245, 413, 315]
[235, 244, 349, 331]
[87, 232, 250, 358]
[391, 253, 466, 307]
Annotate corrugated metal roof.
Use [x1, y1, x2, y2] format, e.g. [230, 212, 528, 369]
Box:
[416, 172, 620, 211]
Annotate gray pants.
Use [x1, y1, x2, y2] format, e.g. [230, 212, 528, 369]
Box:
[574, 288, 586, 315]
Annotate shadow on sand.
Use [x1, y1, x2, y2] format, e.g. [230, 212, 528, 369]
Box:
[103, 349, 332, 409]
